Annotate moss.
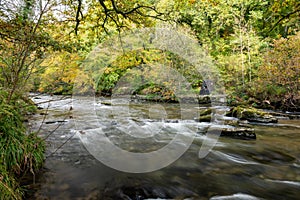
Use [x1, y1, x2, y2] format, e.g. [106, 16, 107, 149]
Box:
[198, 95, 211, 104]
[228, 106, 278, 123]
[199, 108, 212, 116]
[195, 108, 213, 122]
[197, 114, 212, 122]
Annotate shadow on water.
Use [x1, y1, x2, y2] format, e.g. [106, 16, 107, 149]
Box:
[28, 95, 300, 200]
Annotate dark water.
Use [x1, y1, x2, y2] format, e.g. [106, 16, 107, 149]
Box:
[28, 95, 300, 200]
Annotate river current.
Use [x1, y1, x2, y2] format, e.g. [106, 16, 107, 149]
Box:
[27, 94, 300, 200]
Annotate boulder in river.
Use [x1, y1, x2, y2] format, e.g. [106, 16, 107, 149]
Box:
[198, 95, 211, 104]
[195, 108, 213, 122]
[227, 106, 278, 123]
[219, 127, 256, 140]
[199, 126, 256, 140]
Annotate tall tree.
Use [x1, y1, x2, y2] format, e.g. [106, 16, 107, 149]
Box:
[0, 0, 58, 101]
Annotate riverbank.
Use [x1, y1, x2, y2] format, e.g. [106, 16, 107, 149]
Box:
[0, 92, 45, 200]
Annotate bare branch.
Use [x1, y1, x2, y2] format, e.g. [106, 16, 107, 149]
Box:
[74, 0, 82, 35]
[268, 4, 300, 34]
[72, 0, 166, 34]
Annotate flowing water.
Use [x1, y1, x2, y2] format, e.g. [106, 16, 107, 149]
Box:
[28, 94, 300, 200]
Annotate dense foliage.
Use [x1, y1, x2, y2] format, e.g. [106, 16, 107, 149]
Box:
[95, 49, 202, 98]
[0, 0, 299, 198]
[168, 0, 299, 109]
[252, 32, 300, 110]
[26, 0, 299, 110]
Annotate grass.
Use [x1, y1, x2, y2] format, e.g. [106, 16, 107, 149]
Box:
[0, 90, 45, 199]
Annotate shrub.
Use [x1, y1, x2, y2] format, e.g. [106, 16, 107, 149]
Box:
[251, 32, 300, 110]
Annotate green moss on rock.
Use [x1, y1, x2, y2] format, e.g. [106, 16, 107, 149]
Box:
[228, 106, 278, 123]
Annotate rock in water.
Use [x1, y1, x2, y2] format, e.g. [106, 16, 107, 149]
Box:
[195, 108, 213, 122]
[199, 126, 256, 140]
[227, 106, 278, 123]
[247, 114, 278, 123]
[198, 95, 211, 104]
[220, 127, 256, 140]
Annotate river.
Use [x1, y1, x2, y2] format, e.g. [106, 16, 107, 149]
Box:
[27, 94, 300, 200]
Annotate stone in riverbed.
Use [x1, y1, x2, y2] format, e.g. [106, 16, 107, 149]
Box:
[198, 95, 211, 104]
[247, 115, 278, 123]
[199, 126, 256, 140]
[195, 108, 240, 124]
[227, 106, 278, 123]
[45, 120, 68, 124]
[196, 115, 212, 122]
[222, 117, 239, 126]
[195, 108, 213, 122]
[219, 127, 256, 140]
[101, 101, 112, 106]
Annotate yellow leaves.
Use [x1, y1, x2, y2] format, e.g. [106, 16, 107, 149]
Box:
[104, 67, 114, 74]
[255, 31, 300, 100]
[189, 0, 196, 4]
[38, 51, 84, 93]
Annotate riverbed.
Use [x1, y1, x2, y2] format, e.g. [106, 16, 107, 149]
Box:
[27, 94, 300, 200]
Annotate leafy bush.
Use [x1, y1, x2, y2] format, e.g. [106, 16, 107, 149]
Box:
[252, 32, 300, 110]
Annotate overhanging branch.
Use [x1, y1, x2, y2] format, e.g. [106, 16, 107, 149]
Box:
[74, 0, 165, 34]
[268, 4, 300, 34]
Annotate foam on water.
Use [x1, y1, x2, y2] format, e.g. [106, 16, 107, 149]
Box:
[266, 179, 300, 187]
[210, 193, 262, 200]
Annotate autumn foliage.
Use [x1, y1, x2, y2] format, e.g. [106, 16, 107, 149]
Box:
[251, 32, 300, 111]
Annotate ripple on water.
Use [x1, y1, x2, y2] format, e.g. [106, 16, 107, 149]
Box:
[265, 179, 300, 187]
[210, 193, 263, 200]
[212, 151, 259, 165]
[30, 95, 300, 199]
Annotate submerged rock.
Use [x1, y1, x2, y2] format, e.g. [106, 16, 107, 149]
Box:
[45, 120, 68, 124]
[198, 95, 212, 104]
[101, 101, 112, 106]
[227, 106, 278, 123]
[102, 184, 198, 200]
[248, 115, 278, 123]
[222, 116, 239, 126]
[199, 126, 256, 140]
[195, 108, 213, 122]
[219, 127, 256, 140]
[197, 115, 212, 122]
[200, 108, 213, 116]
[267, 111, 300, 120]
[195, 108, 239, 125]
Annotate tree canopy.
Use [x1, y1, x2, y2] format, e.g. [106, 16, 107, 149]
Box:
[0, 0, 299, 107]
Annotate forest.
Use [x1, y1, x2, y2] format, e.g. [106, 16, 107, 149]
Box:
[0, 0, 299, 199]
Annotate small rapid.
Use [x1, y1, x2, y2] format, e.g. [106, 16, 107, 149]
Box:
[28, 94, 300, 200]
